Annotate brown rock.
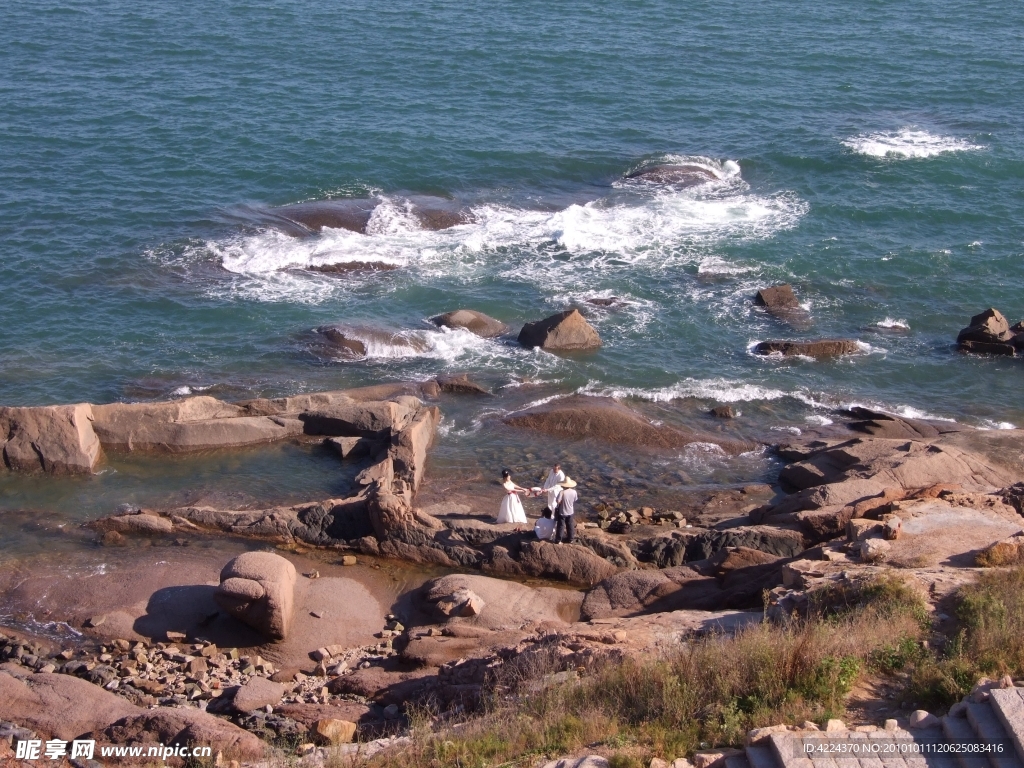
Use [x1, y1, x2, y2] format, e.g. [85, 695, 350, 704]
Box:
[91, 396, 302, 453]
[510, 540, 619, 586]
[92, 511, 174, 535]
[312, 718, 358, 745]
[0, 671, 138, 739]
[957, 308, 1014, 345]
[232, 676, 285, 713]
[504, 395, 752, 453]
[753, 339, 861, 358]
[436, 373, 490, 395]
[754, 284, 812, 328]
[958, 340, 1016, 356]
[710, 405, 736, 419]
[214, 552, 297, 640]
[325, 436, 371, 460]
[299, 399, 416, 438]
[430, 309, 509, 338]
[0, 403, 102, 474]
[517, 309, 601, 351]
[98, 708, 265, 758]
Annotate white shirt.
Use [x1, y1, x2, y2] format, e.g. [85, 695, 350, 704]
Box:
[543, 469, 565, 508]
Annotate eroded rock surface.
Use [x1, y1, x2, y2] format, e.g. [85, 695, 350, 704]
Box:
[215, 552, 297, 641]
[0, 403, 102, 473]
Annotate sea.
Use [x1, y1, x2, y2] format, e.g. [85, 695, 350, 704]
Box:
[1, 0, 1023, 556]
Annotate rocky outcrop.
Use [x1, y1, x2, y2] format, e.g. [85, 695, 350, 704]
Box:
[299, 399, 418, 438]
[758, 431, 1020, 544]
[483, 540, 619, 586]
[504, 396, 754, 454]
[92, 396, 304, 453]
[957, 308, 1022, 356]
[754, 284, 811, 329]
[430, 309, 509, 338]
[0, 404, 102, 474]
[420, 574, 580, 630]
[214, 552, 297, 641]
[753, 339, 861, 358]
[517, 309, 601, 351]
[0, 670, 140, 740]
[96, 708, 266, 758]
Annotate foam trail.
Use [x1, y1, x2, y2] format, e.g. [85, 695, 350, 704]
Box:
[842, 128, 984, 159]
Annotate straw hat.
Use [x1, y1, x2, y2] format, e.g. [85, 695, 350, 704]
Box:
[560, 477, 577, 488]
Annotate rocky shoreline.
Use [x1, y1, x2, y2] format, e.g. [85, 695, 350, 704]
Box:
[2, 361, 1024, 765]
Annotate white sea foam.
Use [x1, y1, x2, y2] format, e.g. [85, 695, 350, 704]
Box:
[697, 255, 752, 275]
[578, 377, 826, 408]
[842, 128, 984, 159]
[197, 159, 806, 303]
[805, 415, 834, 426]
[870, 318, 910, 331]
[978, 420, 1017, 431]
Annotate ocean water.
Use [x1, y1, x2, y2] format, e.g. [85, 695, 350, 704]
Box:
[2, 0, 1024, 527]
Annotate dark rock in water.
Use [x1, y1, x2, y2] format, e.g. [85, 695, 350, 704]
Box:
[754, 339, 860, 358]
[753, 284, 811, 329]
[586, 297, 621, 307]
[959, 340, 1016, 356]
[271, 200, 377, 235]
[503, 395, 754, 454]
[710, 405, 736, 419]
[430, 309, 508, 338]
[436, 373, 489, 395]
[755, 284, 799, 311]
[957, 308, 1014, 346]
[307, 262, 400, 275]
[625, 164, 718, 186]
[517, 309, 601, 351]
[415, 207, 473, 230]
[315, 325, 429, 359]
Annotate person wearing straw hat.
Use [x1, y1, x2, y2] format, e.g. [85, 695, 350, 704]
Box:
[496, 469, 529, 530]
[552, 476, 578, 545]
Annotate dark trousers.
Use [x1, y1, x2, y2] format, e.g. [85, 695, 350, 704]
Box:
[554, 513, 575, 543]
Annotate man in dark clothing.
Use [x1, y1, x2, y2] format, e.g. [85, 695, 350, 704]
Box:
[553, 477, 578, 544]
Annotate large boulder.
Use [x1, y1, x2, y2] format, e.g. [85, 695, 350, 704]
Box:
[957, 308, 1017, 356]
[753, 339, 861, 358]
[299, 399, 417, 438]
[91, 396, 302, 453]
[214, 552, 297, 640]
[0, 404, 102, 474]
[518, 309, 601, 352]
[97, 708, 265, 758]
[431, 309, 509, 338]
[232, 676, 285, 713]
[503, 396, 753, 454]
[390, 405, 440, 492]
[0, 671, 140, 739]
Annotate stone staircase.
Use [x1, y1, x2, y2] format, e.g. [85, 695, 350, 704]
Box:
[724, 687, 1024, 768]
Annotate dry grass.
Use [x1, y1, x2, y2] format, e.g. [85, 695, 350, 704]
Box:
[337, 575, 929, 768]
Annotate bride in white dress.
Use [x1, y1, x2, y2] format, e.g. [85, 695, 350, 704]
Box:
[496, 470, 529, 528]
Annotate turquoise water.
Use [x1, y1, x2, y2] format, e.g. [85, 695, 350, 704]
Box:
[2, 0, 1024, 510]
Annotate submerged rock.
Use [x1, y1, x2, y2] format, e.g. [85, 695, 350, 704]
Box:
[754, 283, 811, 329]
[504, 395, 753, 454]
[625, 164, 718, 186]
[518, 309, 602, 351]
[315, 325, 430, 359]
[307, 261, 400, 275]
[430, 309, 509, 338]
[753, 339, 861, 358]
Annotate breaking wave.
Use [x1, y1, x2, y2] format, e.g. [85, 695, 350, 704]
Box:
[842, 128, 984, 159]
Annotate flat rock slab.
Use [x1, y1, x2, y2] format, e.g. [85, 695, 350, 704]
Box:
[887, 500, 1023, 568]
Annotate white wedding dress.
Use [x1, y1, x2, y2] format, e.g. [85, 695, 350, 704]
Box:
[496, 481, 528, 524]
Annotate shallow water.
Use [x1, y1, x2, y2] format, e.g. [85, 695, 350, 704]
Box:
[2, 0, 1024, 550]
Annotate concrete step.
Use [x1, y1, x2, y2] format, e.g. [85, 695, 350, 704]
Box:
[964, 702, 1023, 768]
[769, 733, 814, 768]
[943, 714, 990, 768]
[989, 689, 1024, 764]
[746, 744, 781, 768]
